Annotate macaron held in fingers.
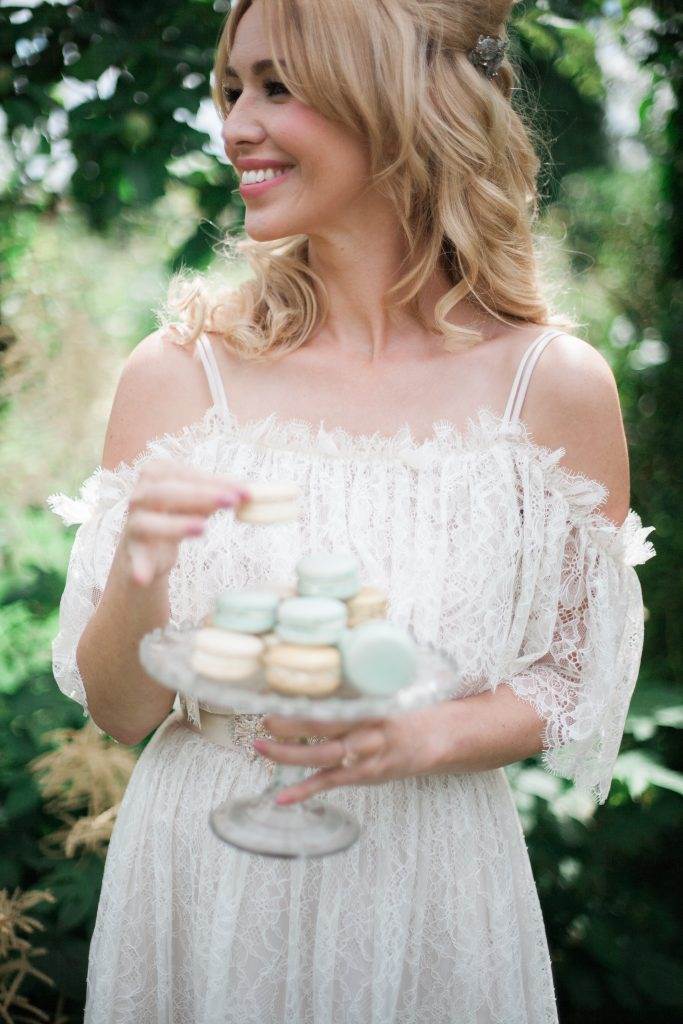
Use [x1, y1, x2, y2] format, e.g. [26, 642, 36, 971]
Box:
[235, 480, 301, 524]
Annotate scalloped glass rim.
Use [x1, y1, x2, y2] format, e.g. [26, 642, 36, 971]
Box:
[139, 624, 462, 720]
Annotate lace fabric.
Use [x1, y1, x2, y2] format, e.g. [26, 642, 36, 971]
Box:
[46, 402, 655, 806]
[45, 398, 656, 1022]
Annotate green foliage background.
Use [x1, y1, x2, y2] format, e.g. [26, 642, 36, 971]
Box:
[0, 1, 681, 1021]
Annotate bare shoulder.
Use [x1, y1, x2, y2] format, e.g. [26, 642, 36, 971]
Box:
[523, 333, 631, 526]
[101, 326, 212, 470]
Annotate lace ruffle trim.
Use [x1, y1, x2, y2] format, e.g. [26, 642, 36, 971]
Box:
[45, 403, 656, 567]
[585, 508, 656, 566]
[46, 465, 137, 526]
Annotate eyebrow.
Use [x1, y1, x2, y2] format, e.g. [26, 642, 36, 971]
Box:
[225, 59, 287, 79]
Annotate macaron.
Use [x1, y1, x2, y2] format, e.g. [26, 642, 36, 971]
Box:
[236, 481, 300, 524]
[191, 627, 264, 682]
[213, 588, 280, 634]
[345, 585, 389, 628]
[276, 596, 348, 646]
[339, 619, 417, 696]
[296, 551, 361, 600]
[263, 642, 342, 697]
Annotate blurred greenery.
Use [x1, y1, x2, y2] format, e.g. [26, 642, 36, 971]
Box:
[0, 1, 681, 1021]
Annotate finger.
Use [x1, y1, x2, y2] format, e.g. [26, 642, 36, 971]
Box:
[129, 543, 154, 586]
[142, 459, 251, 498]
[254, 736, 347, 768]
[127, 509, 209, 540]
[276, 763, 370, 805]
[263, 714, 383, 739]
[130, 479, 246, 515]
[256, 725, 384, 767]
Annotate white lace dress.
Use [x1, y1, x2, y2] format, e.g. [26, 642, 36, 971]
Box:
[46, 328, 656, 1024]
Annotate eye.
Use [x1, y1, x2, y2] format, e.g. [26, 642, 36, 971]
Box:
[264, 79, 289, 97]
[221, 80, 290, 108]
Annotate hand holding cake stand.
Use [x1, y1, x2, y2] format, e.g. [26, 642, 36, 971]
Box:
[138, 623, 462, 859]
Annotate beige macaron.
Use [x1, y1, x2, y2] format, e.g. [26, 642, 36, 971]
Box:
[191, 627, 264, 682]
[263, 642, 342, 697]
[345, 586, 389, 628]
[236, 481, 301, 524]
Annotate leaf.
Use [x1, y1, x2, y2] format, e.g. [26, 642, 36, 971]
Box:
[613, 751, 683, 799]
[625, 682, 683, 738]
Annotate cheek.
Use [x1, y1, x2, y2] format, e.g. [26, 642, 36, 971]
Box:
[281, 106, 369, 189]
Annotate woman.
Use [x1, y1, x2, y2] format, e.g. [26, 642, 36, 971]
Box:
[47, 1, 656, 1021]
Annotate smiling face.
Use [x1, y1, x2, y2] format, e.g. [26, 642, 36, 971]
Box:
[220, 0, 373, 242]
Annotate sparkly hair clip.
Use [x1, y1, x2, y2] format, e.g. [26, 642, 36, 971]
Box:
[468, 34, 507, 79]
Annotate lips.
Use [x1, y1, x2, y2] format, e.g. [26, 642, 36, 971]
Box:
[233, 159, 295, 172]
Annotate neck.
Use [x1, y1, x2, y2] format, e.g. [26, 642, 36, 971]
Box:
[305, 213, 485, 364]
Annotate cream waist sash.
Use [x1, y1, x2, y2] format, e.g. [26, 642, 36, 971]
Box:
[182, 703, 273, 752]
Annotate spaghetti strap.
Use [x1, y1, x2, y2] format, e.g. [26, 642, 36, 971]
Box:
[195, 332, 230, 417]
[501, 328, 566, 429]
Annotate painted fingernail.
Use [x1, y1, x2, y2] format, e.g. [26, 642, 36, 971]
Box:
[217, 492, 238, 506]
[252, 739, 266, 750]
[276, 793, 291, 805]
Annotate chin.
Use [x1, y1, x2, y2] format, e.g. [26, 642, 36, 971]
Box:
[245, 218, 308, 242]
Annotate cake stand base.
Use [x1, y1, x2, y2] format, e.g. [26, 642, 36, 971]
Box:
[209, 791, 360, 858]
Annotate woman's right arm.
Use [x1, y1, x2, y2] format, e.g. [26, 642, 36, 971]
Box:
[73, 330, 249, 745]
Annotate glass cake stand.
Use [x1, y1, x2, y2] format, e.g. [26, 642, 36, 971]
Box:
[139, 624, 462, 859]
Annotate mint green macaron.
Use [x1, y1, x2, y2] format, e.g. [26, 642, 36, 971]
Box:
[213, 588, 281, 634]
[339, 619, 418, 695]
[276, 596, 348, 645]
[296, 551, 361, 600]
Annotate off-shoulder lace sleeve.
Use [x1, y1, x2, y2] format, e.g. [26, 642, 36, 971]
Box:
[46, 465, 140, 725]
[495, 480, 656, 805]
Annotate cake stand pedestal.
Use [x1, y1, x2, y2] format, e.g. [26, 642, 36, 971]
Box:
[139, 624, 461, 859]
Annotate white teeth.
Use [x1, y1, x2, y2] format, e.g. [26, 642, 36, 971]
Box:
[241, 166, 293, 184]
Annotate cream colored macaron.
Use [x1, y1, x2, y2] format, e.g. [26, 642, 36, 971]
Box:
[236, 481, 301, 524]
[263, 642, 342, 697]
[192, 627, 264, 682]
[345, 586, 389, 628]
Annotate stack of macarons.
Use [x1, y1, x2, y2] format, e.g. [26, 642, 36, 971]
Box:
[191, 587, 280, 685]
[191, 551, 418, 699]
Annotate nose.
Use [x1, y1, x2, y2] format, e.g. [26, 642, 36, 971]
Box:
[221, 102, 267, 157]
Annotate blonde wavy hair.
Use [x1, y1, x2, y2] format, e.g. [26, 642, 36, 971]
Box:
[159, 0, 576, 359]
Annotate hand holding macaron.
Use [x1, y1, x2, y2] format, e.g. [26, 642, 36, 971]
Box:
[121, 458, 252, 587]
